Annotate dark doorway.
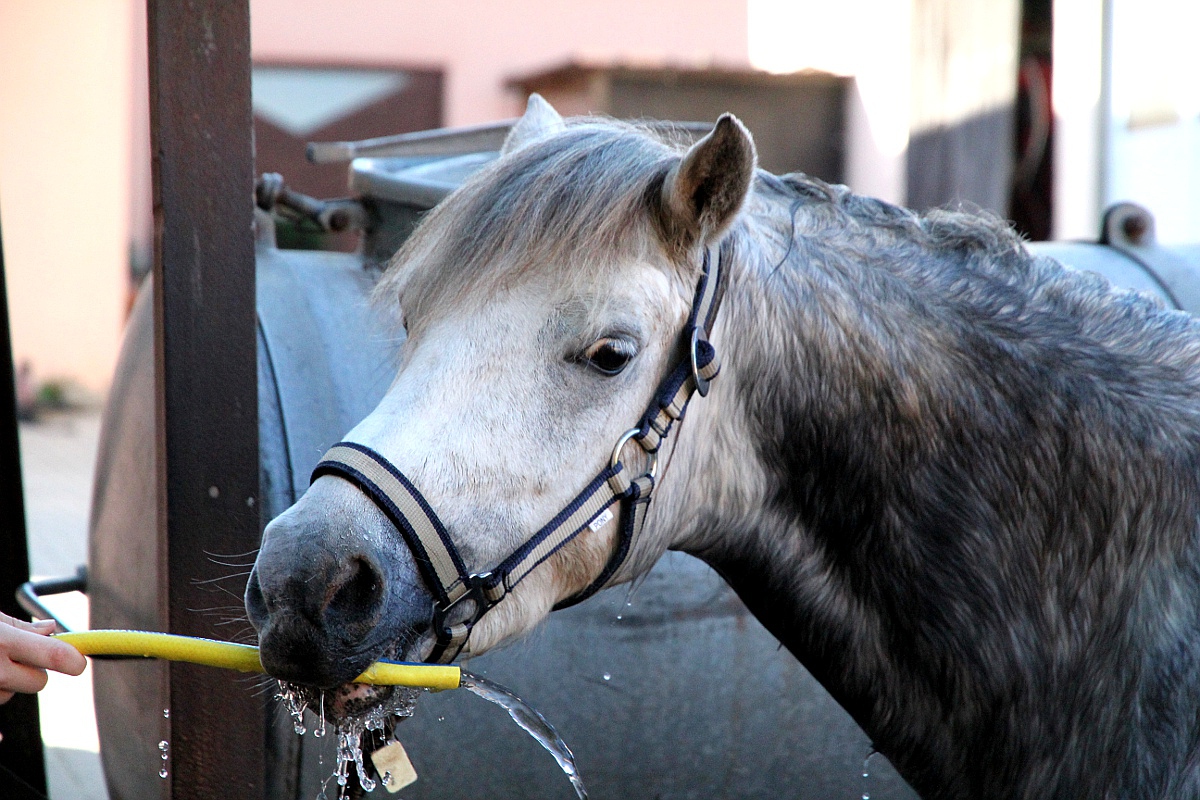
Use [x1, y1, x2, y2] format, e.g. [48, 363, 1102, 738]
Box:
[1008, 0, 1054, 240]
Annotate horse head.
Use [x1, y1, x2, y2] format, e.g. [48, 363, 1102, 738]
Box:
[245, 96, 757, 711]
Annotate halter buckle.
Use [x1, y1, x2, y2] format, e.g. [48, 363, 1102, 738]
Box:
[610, 428, 658, 479]
[690, 328, 711, 397]
[431, 571, 495, 639]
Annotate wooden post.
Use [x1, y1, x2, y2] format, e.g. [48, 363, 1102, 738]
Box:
[147, 0, 264, 796]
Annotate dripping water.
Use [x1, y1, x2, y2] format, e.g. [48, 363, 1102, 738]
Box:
[276, 682, 308, 735]
[278, 681, 419, 797]
[861, 746, 878, 800]
[277, 670, 588, 799]
[315, 693, 327, 738]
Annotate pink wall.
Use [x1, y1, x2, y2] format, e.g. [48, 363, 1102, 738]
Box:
[0, 1, 132, 395]
[2, 0, 751, 395]
[250, 0, 750, 125]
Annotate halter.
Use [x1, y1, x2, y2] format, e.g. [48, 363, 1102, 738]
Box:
[311, 242, 729, 663]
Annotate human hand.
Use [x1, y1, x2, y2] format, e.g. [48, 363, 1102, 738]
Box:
[0, 612, 87, 704]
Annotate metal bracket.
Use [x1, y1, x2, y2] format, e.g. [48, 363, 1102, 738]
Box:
[255, 172, 368, 234]
[1100, 202, 1200, 315]
[16, 565, 86, 633]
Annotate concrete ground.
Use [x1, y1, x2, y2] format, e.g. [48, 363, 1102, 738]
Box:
[19, 409, 108, 800]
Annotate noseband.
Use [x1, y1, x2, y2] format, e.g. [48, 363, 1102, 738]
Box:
[311, 243, 728, 663]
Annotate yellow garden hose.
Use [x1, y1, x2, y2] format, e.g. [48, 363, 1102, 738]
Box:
[54, 630, 460, 691]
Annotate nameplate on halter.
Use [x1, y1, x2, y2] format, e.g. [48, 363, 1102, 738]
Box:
[588, 509, 615, 532]
[371, 740, 417, 793]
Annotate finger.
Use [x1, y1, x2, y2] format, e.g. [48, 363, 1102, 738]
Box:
[0, 660, 50, 695]
[16, 619, 57, 634]
[0, 613, 56, 634]
[2, 627, 86, 676]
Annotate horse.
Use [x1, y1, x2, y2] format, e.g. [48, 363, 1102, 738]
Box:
[246, 95, 1200, 799]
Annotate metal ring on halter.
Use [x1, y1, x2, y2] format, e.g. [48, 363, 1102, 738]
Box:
[610, 427, 659, 479]
[690, 327, 710, 397]
[431, 571, 494, 638]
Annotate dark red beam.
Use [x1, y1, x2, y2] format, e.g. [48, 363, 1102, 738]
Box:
[147, 1, 264, 797]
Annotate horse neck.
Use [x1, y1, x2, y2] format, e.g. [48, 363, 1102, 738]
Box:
[657, 212, 914, 653]
[651, 209, 988, 786]
[651, 192, 1200, 798]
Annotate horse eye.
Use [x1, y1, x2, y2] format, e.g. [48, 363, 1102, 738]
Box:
[580, 339, 634, 376]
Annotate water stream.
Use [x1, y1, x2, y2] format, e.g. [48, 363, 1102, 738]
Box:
[277, 669, 587, 798]
[460, 669, 588, 799]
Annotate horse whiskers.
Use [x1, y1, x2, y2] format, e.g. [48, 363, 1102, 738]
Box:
[187, 604, 253, 624]
[191, 583, 251, 603]
[192, 571, 253, 585]
[211, 615, 254, 629]
[203, 547, 260, 560]
[189, 603, 248, 614]
[205, 559, 258, 569]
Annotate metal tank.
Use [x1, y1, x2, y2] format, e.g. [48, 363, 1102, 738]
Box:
[87, 125, 1200, 800]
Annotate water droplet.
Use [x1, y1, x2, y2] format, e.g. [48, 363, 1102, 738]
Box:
[437, 716, 445, 722]
[159, 768, 168, 779]
[602, 673, 611, 681]
[861, 747, 876, 800]
[276, 682, 309, 737]
[158, 740, 168, 751]
[314, 693, 326, 738]
[382, 771, 392, 786]
[208, 485, 220, 499]
[162, 708, 170, 719]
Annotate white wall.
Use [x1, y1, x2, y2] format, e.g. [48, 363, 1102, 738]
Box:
[748, 0, 911, 205]
[1051, 0, 1106, 242]
[1106, 0, 1200, 244]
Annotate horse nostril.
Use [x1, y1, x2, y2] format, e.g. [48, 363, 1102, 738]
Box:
[244, 567, 268, 630]
[325, 556, 385, 634]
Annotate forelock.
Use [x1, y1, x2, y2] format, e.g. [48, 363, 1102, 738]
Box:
[375, 120, 687, 329]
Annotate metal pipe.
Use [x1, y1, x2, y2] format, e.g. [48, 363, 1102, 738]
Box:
[15, 567, 87, 633]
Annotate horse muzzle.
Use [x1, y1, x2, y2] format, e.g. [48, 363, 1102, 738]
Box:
[244, 479, 430, 688]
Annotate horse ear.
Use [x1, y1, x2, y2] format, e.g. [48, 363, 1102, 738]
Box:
[659, 114, 756, 253]
[501, 94, 566, 156]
